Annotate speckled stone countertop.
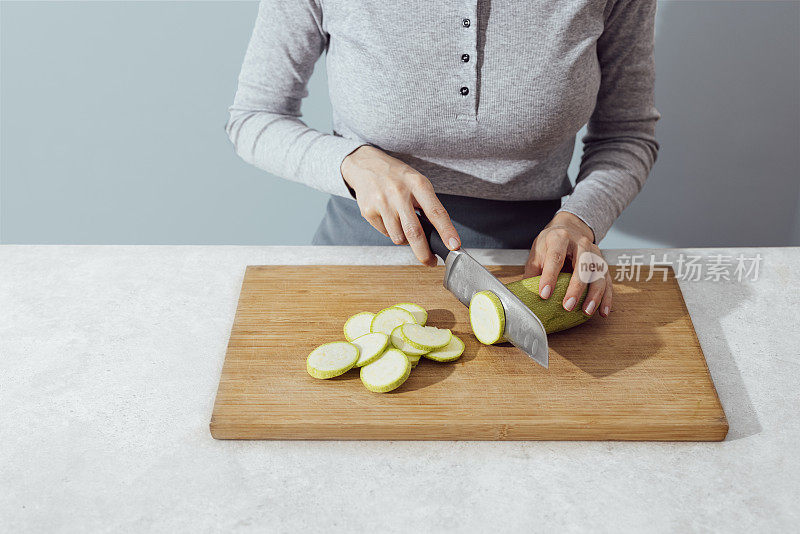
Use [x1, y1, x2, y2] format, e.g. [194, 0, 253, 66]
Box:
[2, 246, 797, 532]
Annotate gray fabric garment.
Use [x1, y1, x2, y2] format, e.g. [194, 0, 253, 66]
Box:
[226, 0, 659, 242]
[313, 193, 561, 249]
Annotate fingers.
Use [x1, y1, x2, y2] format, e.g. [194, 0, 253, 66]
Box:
[537, 229, 569, 300]
[581, 274, 606, 316]
[523, 261, 543, 279]
[360, 206, 389, 238]
[397, 203, 435, 266]
[581, 257, 613, 317]
[523, 238, 544, 278]
[413, 181, 460, 251]
[360, 200, 403, 243]
[347, 150, 451, 266]
[599, 273, 613, 317]
[561, 236, 593, 311]
[527, 221, 613, 317]
[382, 211, 406, 245]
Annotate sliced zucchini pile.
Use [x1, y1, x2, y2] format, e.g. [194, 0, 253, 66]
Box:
[308, 274, 593, 390]
[306, 302, 465, 392]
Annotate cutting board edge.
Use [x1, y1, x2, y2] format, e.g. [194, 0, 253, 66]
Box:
[209, 418, 729, 441]
[669, 270, 730, 433]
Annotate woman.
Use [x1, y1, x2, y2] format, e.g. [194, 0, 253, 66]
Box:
[226, 0, 659, 319]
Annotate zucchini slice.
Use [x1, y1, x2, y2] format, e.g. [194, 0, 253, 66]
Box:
[469, 290, 505, 345]
[390, 325, 429, 356]
[400, 323, 451, 351]
[405, 351, 422, 368]
[306, 341, 360, 379]
[423, 335, 465, 362]
[352, 332, 389, 367]
[392, 303, 428, 325]
[360, 348, 412, 393]
[344, 312, 375, 342]
[370, 306, 416, 336]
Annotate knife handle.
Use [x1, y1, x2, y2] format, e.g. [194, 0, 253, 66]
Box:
[418, 212, 452, 262]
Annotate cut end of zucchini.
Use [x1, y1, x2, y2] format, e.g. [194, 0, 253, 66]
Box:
[424, 334, 465, 362]
[469, 291, 505, 345]
[352, 332, 389, 367]
[390, 325, 429, 356]
[400, 323, 452, 351]
[306, 341, 360, 379]
[344, 312, 375, 342]
[370, 307, 416, 336]
[360, 348, 411, 393]
[392, 303, 428, 325]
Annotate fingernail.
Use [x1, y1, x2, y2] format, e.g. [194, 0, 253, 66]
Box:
[564, 296, 576, 311]
[540, 285, 552, 299]
[603, 306, 610, 316]
[584, 300, 596, 315]
[448, 238, 460, 250]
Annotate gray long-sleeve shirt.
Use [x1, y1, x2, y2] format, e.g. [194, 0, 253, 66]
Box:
[226, 0, 659, 241]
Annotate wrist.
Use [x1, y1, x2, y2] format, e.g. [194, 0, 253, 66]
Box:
[549, 211, 595, 242]
[341, 145, 376, 190]
[340, 150, 359, 188]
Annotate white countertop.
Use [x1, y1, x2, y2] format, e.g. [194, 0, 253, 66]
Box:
[2, 245, 798, 532]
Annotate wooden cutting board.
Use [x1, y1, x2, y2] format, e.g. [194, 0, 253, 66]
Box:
[210, 265, 728, 441]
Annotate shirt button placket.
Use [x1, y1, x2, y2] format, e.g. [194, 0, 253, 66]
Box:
[457, 2, 478, 121]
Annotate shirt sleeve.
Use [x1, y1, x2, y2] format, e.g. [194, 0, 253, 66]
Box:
[558, 0, 661, 242]
[225, 0, 366, 198]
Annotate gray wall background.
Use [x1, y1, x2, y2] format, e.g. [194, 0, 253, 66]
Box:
[2, 1, 798, 247]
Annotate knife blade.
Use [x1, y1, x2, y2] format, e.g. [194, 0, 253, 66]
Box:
[419, 216, 549, 368]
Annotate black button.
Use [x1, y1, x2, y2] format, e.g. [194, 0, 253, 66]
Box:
[460, 86, 469, 96]
[461, 53, 470, 63]
[462, 18, 471, 28]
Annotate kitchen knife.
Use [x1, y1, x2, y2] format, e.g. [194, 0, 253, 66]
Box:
[419, 216, 549, 368]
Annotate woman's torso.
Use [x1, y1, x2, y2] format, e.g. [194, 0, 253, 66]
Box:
[321, 0, 607, 200]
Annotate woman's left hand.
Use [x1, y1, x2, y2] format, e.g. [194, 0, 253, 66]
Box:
[523, 212, 612, 318]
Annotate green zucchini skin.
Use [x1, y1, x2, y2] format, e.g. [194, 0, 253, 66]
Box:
[504, 273, 590, 334]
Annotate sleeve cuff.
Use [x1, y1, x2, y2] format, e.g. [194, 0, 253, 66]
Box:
[558, 168, 637, 243]
[555, 206, 600, 244]
[312, 135, 369, 199]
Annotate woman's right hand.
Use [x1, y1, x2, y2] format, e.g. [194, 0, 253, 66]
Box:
[341, 145, 461, 266]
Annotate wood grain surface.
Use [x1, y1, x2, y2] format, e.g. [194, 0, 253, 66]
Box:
[210, 265, 728, 441]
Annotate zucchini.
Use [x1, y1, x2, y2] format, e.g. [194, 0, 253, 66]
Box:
[400, 323, 452, 351]
[405, 352, 422, 368]
[505, 273, 589, 333]
[424, 335, 465, 362]
[344, 312, 375, 341]
[389, 325, 429, 356]
[469, 291, 505, 345]
[370, 306, 416, 336]
[392, 303, 428, 325]
[469, 273, 591, 344]
[360, 348, 412, 393]
[306, 341, 360, 379]
[351, 332, 390, 367]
